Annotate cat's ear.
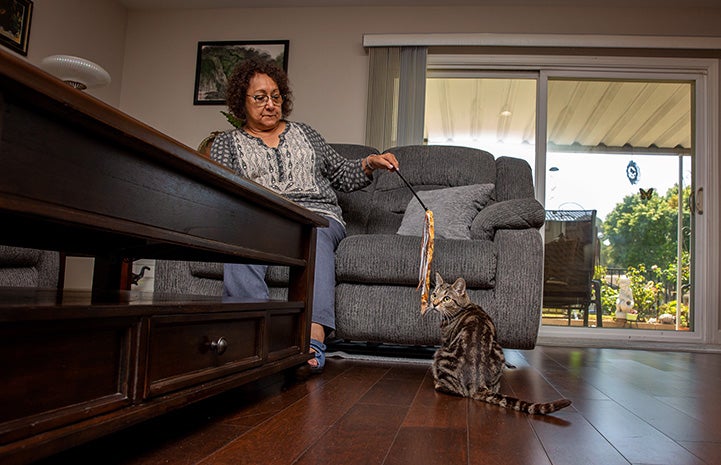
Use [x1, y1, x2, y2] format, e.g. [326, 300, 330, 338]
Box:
[435, 272, 444, 287]
[452, 277, 467, 294]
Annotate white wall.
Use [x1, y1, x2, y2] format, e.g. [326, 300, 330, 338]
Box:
[119, 4, 721, 150]
[28, 0, 127, 107]
[120, 7, 371, 149]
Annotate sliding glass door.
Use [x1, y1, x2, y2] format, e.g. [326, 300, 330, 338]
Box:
[543, 78, 693, 332]
[425, 55, 712, 345]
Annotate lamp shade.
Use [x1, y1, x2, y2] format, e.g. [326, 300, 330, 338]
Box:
[39, 55, 111, 90]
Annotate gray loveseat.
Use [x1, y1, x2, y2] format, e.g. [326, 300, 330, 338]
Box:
[155, 144, 545, 349]
[0, 246, 60, 288]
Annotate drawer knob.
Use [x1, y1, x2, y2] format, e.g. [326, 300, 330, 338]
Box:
[208, 337, 228, 355]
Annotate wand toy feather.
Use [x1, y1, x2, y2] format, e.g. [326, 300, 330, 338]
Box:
[394, 169, 435, 314]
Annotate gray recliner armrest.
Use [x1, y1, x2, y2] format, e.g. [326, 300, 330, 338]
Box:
[470, 198, 545, 241]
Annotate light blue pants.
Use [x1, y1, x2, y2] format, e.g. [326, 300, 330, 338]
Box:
[223, 217, 346, 331]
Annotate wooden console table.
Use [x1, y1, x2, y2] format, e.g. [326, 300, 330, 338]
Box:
[0, 49, 327, 464]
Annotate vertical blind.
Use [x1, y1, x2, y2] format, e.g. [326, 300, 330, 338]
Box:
[365, 46, 427, 150]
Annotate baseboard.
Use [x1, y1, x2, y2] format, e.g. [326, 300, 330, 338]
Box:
[538, 337, 721, 353]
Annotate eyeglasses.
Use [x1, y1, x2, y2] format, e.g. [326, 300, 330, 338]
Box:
[247, 94, 283, 106]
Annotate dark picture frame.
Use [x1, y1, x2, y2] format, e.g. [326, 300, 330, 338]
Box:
[0, 0, 33, 56]
[193, 40, 289, 105]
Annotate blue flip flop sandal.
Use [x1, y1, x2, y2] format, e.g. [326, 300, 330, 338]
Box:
[309, 339, 326, 373]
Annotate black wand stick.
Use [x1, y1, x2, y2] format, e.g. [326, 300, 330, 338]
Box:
[394, 169, 429, 211]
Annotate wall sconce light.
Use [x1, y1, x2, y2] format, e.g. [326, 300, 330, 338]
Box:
[39, 55, 111, 90]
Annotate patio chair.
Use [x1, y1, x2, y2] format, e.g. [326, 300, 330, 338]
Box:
[542, 210, 602, 327]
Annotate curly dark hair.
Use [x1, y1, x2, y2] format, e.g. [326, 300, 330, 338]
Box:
[226, 57, 293, 126]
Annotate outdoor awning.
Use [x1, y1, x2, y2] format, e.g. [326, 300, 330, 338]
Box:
[425, 78, 692, 155]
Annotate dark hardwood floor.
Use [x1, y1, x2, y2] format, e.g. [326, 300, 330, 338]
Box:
[36, 346, 721, 465]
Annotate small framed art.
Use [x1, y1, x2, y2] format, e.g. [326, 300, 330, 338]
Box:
[193, 40, 289, 105]
[0, 0, 33, 56]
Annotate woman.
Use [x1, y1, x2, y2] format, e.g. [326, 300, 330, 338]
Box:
[211, 57, 398, 372]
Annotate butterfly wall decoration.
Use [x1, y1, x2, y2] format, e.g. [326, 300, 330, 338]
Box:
[639, 187, 654, 200]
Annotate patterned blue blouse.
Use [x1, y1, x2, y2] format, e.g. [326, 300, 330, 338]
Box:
[210, 121, 371, 227]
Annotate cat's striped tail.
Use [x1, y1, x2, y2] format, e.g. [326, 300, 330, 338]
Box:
[472, 390, 572, 415]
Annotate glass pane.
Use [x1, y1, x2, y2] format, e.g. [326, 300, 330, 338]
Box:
[425, 75, 694, 334]
[425, 77, 537, 168]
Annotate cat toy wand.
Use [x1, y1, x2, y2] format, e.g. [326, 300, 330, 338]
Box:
[394, 169, 429, 212]
[394, 169, 435, 314]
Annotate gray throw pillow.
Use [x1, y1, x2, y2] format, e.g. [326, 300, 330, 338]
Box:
[397, 184, 495, 240]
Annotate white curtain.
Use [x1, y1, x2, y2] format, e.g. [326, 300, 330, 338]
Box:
[365, 46, 427, 151]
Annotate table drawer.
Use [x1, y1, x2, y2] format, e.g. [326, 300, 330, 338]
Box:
[0, 318, 136, 444]
[145, 312, 265, 397]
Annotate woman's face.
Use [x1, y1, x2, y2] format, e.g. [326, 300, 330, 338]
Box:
[245, 72, 283, 130]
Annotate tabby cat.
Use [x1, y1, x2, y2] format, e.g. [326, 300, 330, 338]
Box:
[429, 273, 572, 415]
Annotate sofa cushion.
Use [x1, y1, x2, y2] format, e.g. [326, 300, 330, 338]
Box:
[396, 184, 494, 240]
[336, 186, 374, 236]
[189, 261, 223, 280]
[331, 143, 379, 236]
[0, 245, 42, 267]
[0, 246, 59, 288]
[335, 234, 496, 288]
[376, 145, 497, 191]
[155, 260, 223, 296]
[187, 261, 290, 287]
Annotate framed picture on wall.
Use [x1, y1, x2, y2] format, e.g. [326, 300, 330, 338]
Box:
[193, 40, 289, 105]
[0, 0, 33, 56]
